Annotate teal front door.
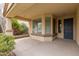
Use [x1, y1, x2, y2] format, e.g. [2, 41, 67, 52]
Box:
[64, 18, 73, 40]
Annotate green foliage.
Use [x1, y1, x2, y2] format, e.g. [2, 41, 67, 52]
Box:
[20, 23, 28, 33]
[0, 33, 15, 52]
[11, 18, 21, 30]
[11, 18, 28, 35]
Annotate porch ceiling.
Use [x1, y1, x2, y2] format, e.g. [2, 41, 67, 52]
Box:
[5, 3, 79, 19]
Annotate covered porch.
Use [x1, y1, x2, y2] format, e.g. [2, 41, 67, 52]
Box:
[4, 4, 79, 43]
[3, 3, 79, 48]
[2, 3, 79, 56]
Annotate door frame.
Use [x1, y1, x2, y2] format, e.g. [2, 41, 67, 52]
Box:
[63, 16, 76, 40]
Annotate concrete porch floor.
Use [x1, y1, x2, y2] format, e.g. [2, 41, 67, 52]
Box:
[13, 37, 79, 56]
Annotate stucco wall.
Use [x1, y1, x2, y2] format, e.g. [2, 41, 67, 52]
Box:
[76, 8, 79, 45]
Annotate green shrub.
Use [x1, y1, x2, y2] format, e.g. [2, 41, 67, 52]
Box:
[11, 18, 20, 30]
[11, 18, 22, 35]
[0, 34, 15, 52]
[20, 23, 28, 33]
[11, 18, 28, 35]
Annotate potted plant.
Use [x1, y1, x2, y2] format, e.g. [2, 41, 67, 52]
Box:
[0, 33, 15, 56]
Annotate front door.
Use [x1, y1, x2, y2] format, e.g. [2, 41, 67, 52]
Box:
[64, 18, 73, 40]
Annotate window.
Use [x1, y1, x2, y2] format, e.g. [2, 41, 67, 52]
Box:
[58, 20, 62, 33]
[37, 21, 42, 32]
[53, 18, 56, 34]
[32, 18, 42, 33]
[45, 16, 51, 33]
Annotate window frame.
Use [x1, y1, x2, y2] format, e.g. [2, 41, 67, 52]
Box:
[32, 18, 42, 34]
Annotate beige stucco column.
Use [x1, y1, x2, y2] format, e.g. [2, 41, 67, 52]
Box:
[50, 15, 53, 35]
[42, 16, 45, 35]
[76, 7, 79, 45]
[29, 20, 32, 36]
[5, 18, 13, 36]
